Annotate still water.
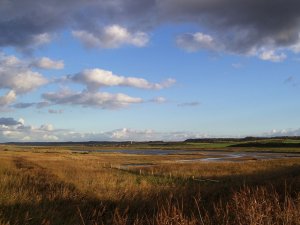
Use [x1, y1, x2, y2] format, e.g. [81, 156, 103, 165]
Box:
[75, 149, 300, 162]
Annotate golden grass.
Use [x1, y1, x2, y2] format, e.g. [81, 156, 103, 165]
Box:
[0, 149, 299, 224]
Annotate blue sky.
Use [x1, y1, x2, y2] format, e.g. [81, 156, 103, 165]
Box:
[1, 0, 300, 141]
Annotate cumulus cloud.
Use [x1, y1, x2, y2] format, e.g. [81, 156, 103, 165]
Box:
[32, 57, 64, 70]
[0, 70, 47, 94]
[259, 50, 287, 62]
[71, 68, 176, 90]
[0, 118, 61, 142]
[72, 25, 149, 48]
[5, 64, 173, 110]
[42, 89, 143, 109]
[0, 53, 48, 94]
[39, 68, 175, 109]
[0, 53, 48, 107]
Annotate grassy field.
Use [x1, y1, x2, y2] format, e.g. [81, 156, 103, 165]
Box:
[0, 144, 300, 224]
[4, 139, 300, 153]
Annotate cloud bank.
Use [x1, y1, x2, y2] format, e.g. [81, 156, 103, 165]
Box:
[1, 0, 300, 60]
[4, 116, 300, 143]
[0, 117, 207, 142]
[170, 0, 300, 60]
[3, 117, 300, 142]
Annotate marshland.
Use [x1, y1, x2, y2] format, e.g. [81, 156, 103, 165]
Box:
[0, 138, 300, 225]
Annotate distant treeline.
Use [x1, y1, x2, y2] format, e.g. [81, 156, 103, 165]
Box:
[2, 141, 171, 146]
[3, 136, 300, 146]
[230, 142, 300, 148]
[184, 136, 300, 143]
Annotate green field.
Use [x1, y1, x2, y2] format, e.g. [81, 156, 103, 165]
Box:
[0, 142, 300, 224]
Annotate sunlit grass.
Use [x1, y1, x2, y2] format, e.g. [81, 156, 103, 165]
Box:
[0, 148, 300, 224]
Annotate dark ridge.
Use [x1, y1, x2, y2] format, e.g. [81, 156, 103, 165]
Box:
[184, 136, 300, 143]
[230, 142, 300, 148]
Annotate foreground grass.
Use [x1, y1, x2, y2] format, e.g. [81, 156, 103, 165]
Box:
[0, 150, 300, 224]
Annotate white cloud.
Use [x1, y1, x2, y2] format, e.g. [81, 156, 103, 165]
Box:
[18, 118, 25, 125]
[7, 118, 300, 142]
[72, 25, 149, 49]
[0, 53, 48, 94]
[0, 117, 209, 142]
[0, 54, 173, 110]
[106, 128, 205, 141]
[0, 90, 16, 106]
[0, 118, 60, 142]
[263, 128, 300, 136]
[72, 68, 175, 90]
[176, 32, 220, 52]
[42, 89, 143, 109]
[32, 33, 52, 46]
[32, 57, 64, 70]
[42, 134, 59, 141]
[110, 128, 156, 140]
[0, 53, 48, 107]
[2, 71, 48, 94]
[259, 50, 287, 62]
[8, 65, 174, 110]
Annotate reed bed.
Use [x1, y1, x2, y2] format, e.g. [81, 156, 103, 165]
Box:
[0, 150, 299, 224]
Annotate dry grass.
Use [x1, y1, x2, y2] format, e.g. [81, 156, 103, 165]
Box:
[0, 149, 299, 224]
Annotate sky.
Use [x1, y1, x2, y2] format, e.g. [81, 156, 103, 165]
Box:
[1, 0, 300, 142]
